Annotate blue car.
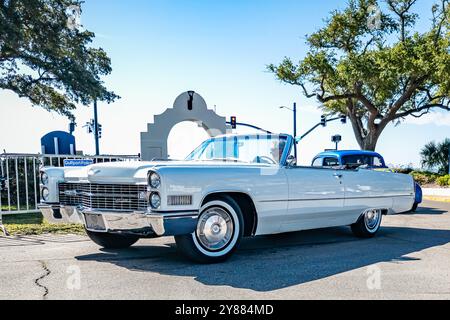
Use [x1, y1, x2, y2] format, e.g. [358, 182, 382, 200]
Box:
[312, 150, 422, 212]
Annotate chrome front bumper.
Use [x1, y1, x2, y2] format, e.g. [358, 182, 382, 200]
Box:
[39, 205, 199, 237]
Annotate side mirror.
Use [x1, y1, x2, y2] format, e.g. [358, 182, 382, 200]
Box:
[286, 155, 297, 167]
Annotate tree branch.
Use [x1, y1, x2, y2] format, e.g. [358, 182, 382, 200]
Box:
[354, 82, 379, 115]
[385, 76, 427, 122]
[395, 103, 450, 119]
[317, 93, 357, 103]
[299, 83, 316, 99]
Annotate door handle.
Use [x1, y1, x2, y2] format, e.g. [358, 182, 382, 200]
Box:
[333, 173, 343, 179]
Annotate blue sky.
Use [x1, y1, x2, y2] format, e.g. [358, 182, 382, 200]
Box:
[0, 0, 448, 166]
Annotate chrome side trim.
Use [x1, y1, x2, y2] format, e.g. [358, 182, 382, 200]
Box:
[259, 194, 414, 203]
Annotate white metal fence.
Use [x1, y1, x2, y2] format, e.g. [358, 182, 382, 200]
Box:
[0, 153, 140, 216]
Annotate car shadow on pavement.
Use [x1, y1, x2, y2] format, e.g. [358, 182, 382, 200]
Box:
[403, 206, 447, 215]
[75, 225, 450, 292]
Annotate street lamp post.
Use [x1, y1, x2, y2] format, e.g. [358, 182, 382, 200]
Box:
[293, 102, 297, 139]
[280, 103, 298, 158]
[93, 100, 100, 156]
[279, 103, 297, 139]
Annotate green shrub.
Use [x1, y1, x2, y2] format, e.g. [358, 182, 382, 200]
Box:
[436, 175, 450, 187]
[410, 171, 440, 185]
[394, 168, 414, 174]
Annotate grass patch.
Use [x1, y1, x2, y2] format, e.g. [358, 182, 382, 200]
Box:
[1, 205, 18, 211]
[2, 212, 85, 236]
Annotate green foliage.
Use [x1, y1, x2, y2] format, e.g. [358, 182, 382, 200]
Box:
[420, 138, 450, 174]
[410, 170, 441, 185]
[269, 0, 450, 150]
[391, 166, 414, 174]
[0, 0, 119, 119]
[3, 212, 85, 235]
[436, 174, 450, 186]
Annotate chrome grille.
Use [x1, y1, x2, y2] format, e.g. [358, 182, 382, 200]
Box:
[59, 183, 148, 211]
[167, 195, 193, 206]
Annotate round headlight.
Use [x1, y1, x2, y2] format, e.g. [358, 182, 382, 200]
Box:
[41, 187, 50, 202]
[41, 172, 49, 185]
[149, 172, 161, 189]
[150, 192, 161, 209]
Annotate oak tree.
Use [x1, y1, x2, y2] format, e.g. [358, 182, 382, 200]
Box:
[0, 0, 119, 120]
[269, 0, 450, 150]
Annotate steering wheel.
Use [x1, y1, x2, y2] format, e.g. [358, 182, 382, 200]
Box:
[253, 156, 277, 164]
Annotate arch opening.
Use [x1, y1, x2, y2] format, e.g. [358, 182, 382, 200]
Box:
[167, 121, 210, 160]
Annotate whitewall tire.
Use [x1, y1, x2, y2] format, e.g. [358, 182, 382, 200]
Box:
[351, 209, 383, 238]
[175, 195, 244, 263]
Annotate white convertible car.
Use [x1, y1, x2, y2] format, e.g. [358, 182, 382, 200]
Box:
[39, 134, 415, 263]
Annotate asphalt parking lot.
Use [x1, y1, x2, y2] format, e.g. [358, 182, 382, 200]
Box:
[1, 200, 449, 300]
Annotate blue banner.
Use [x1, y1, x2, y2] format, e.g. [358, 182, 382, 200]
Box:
[63, 159, 94, 167]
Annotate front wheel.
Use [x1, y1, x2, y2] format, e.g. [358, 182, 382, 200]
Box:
[351, 209, 383, 238]
[175, 196, 244, 264]
[86, 230, 139, 249]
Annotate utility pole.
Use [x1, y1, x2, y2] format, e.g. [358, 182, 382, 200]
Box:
[93, 100, 100, 156]
[293, 103, 297, 159]
[293, 102, 297, 139]
[280, 103, 298, 158]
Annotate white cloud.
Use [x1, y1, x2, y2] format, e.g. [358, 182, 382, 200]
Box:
[404, 111, 450, 127]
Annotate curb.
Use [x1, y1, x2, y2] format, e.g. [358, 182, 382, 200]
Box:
[423, 196, 450, 203]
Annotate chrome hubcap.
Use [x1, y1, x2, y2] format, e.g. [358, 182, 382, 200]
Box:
[196, 207, 234, 251]
[365, 209, 381, 230]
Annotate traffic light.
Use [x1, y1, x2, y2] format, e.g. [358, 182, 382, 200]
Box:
[340, 115, 347, 124]
[86, 121, 93, 133]
[69, 121, 76, 135]
[98, 124, 103, 139]
[320, 115, 327, 127]
[231, 116, 237, 129]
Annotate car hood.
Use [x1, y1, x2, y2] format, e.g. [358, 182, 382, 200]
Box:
[63, 160, 272, 184]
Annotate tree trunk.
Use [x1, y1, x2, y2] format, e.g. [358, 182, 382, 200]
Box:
[348, 115, 381, 151]
[361, 135, 378, 151]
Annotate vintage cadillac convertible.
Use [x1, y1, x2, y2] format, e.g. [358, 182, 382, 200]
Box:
[39, 134, 415, 263]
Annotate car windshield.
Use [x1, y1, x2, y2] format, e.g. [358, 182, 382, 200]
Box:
[341, 155, 384, 168]
[186, 135, 289, 164]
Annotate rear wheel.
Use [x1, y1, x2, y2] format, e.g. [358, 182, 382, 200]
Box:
[351, 209, 383, 238]
[411, 202, 419, 212]
[175, 196, 244, 264]
[86, 230, 139, 249]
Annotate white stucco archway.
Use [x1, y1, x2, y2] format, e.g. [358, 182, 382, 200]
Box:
[140, 91, 230, 160]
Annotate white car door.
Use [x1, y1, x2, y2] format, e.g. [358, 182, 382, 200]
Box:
[281, 166, 346, 233]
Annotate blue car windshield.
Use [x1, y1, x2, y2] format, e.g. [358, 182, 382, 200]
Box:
[341, 155, 385, 168]
[186, 135, 288, 164]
